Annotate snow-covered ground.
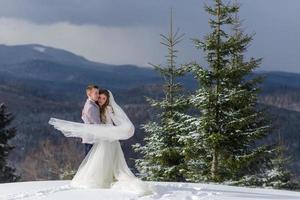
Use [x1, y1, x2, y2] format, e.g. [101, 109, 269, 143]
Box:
[0, 180, 300, 200]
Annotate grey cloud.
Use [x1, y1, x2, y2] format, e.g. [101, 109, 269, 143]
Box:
[0, 0, 299, 73]
[0, 0, 206, 27]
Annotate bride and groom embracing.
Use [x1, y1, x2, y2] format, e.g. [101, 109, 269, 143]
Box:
[49, 85, 154, 196]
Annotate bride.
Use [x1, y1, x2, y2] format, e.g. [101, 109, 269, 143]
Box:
[48, 89, 154, 196]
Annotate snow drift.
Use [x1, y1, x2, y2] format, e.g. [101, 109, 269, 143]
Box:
[1, 180, 300, 200]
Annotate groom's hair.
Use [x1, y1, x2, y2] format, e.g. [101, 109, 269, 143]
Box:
[86, 84, 99, 92]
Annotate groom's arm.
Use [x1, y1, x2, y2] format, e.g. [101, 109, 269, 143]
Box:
[81, 111, 92, 124]
[82, 105, 100, 124]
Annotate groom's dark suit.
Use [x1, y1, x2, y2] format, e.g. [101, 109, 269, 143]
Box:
[81, 98, 101, 156]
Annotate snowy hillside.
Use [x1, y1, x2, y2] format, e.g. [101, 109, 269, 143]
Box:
[0, 181, 300, 200]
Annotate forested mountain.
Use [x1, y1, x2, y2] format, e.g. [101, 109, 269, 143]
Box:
[0, 44, 299, 181]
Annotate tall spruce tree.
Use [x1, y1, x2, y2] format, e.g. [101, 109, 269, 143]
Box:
[182, 0, 273, 183]
[0, 103, 19, 182]
[132, 9, 189, 181]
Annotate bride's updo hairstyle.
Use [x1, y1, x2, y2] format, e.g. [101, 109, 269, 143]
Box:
[98, 89, 110, 123]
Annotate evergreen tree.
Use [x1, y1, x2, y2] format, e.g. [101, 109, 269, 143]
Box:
[132, 9, 189, 181]
[0, 103, 19, 182]
[182, 0, 273, 183]
[263, 132, 298, 189]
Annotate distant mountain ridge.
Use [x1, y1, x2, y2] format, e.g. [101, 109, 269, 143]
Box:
[0, 44, 93, 66]
[0, 44, 299, 94]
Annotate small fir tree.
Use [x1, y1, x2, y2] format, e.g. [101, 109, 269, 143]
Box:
[0, 103, 19, 182]
[132, 9, 190, 181]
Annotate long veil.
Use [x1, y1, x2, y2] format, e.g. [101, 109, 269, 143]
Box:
[48, 90, 135, 143]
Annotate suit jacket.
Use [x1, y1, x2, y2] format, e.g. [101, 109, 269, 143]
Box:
[81, 98, 101, 124]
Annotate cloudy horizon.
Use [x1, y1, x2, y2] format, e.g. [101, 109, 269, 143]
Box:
[0, 0, 299, 73]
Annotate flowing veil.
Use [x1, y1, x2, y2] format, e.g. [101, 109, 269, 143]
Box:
[48, 90, 135, 143]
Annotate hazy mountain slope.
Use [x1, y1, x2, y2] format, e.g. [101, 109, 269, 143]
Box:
[0, 44, 299, 181]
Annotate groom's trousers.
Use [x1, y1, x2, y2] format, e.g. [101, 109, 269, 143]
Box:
[84, 144, 93, 156]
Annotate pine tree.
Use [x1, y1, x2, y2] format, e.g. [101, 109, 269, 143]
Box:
[0, 103, 19, 182]
[183, 0, 273, 183]
[132, 9, 190, 181]
[263, 132, 298, 189]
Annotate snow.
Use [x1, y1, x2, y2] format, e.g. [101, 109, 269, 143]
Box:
[33, 46, 46, 53]
[0, 180, 300, 200]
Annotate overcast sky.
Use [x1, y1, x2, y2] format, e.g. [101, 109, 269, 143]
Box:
[0, 0, 299, 73]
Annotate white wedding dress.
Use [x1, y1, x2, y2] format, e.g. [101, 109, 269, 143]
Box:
[48, 90, 154, 196]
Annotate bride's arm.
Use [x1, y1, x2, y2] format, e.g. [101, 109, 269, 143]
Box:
[107, 106, 121, 126]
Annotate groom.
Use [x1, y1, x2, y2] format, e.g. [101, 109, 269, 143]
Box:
[81, 84, 101, 156]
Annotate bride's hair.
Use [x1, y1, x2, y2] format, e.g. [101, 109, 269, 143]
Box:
[98, 89, 110, 123]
